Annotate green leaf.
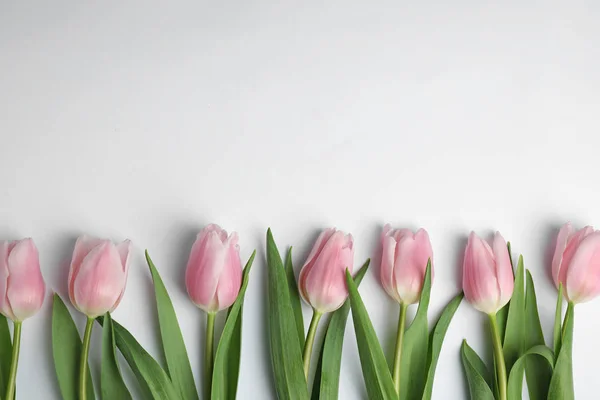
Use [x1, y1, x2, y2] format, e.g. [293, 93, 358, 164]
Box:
[524, 270, 552, 400]
[421, 293, 463, 400]
[547, 302, 575, 400]
[346, 269, 397, 400]
[507, 345, 554, 400]
[0, 314, 12, 400]
[266, 229, 309, 400]
[212, 251, 256, 400]
[502, 255, 525, 372]
[461, 341, 494, 400]
[553, 284, 564, 359]
[311, 259, 370, 400]
[52, 294, 95, 400]
[400, 261, 432, 400]
[97, 317, 180, 400]
[101, 313, 132, 400]
[145, 250, 198, 400]
[285, 248, 305, 351]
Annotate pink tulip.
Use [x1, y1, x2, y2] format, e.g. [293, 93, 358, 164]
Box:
[380, 225, 433, 305]
[0, 239, 46, 322]
[68, 236, 131, 318]
[463, 232, 514, 315]
[299, 228, 354, 313]
[185, 224, 242, 313]
[552, 222, 600, 303]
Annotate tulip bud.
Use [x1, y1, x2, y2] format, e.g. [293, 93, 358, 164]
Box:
[68, 236, 131, 318]
[380, 224, 433, 305]
[0, 239, 46, 322]
[552, 222, 600, 304]
[463, 232, 513, 315]
[299, 228, 354, 314]
[185, 224, 242, 313]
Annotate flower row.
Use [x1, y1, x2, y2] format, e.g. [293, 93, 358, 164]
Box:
[0, 222, 595, 399]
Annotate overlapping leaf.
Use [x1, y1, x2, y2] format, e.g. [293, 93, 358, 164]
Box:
[548, 302, 575, 400]
[101, 313, 132, 399]
[461, 340, 494, 400]
[0, 314, 12, 400]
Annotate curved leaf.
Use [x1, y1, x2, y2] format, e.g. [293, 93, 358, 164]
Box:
[548, 302, 575, 400]
[101, 312, 132, 400]
[52, 294, 95, 400]
[507, 345, 554, 400]
[422, 292, 463, 400]
[266, 229, 309, 400]
[524, 270, 552, 400]
[461, 341, 494, 400]
[311, 259, 369, 400]
[400, 261, 431, 400]
[146, 250, 198, 400]
[211, 251, 256, 400]
[346, 269, 397, 400]
[0, 314, 12, 399]
[285, 248, 305, 350]
[502, 255, 525, 372]
[97, 317, 180, 400]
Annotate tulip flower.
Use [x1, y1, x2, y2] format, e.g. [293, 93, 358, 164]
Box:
[0, 238, 46, 400]
[380, 224, 433, 305]
[462, 231, 513, 400]
[298, 228, 354, 378]
[185, 224, 242, 398]
[379, 225, 433, 394]
[68, 235, 131, 400]
[552, 222, 600, 304]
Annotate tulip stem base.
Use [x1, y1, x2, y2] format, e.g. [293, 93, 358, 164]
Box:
[392, 303, 408, 395]
[5, 321, 22, 400]
[79, 317, 94, 400]
[489, 313, 507, 400]
[205, 312, 216, 399]
[303, 310, 323, 380]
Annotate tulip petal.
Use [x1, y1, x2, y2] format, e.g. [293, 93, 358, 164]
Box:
[185, 231, 228, 312]
[299, 228, 338, 303]
[463, 233, 499, 314]
[73, 242, 126, 317]
[69, 235, 105, 305]
[197, 224, 228, 244]
[214, 233, 243, 310]
[380, 233, 400, 302]
[492, 232, 513, 309]
[392, 229, 433, 304]
[552, 223, 573, 288]
[559, 225, 594, 286]
[110, 240, 132, 312]
[565, 232, 600, 303]
[5, 239, 45, 321]
[0, 241, 16, 320]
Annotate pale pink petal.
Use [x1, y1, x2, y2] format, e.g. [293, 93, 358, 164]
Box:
[300, 230, 354, 313]
[214, 235, 243, 310]
[185, 231, 228, 312]
[5, 239, 46, 321]
[492, 232, 514, 309]
[380, 224, 393, 245]
[197, 224, 228, 245]
[299, 228, 337, 303]
[68, 235, 105, 305]
[73, 242, 126, 317]
[565, 232, 600, 303]
[391, 230, 433, 304]
[552, 223, 573, 288]
[380, 234, 399, 302]
[110, 240, 132, 312]
[0, 241, 15, 321]
[559, 226, 595, 286]
[463, 232, 499, 314]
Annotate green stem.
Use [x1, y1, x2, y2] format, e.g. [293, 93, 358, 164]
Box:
[489, 313, 507, 400]
[302, 310, 322, 380]
[79, 317, 94, 400]
[205, 312, 216, 399]
[5, 322, 22, 400]
[392, 303, 408, 395]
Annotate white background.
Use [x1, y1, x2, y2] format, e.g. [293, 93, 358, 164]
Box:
[1, 1, 599, 399]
